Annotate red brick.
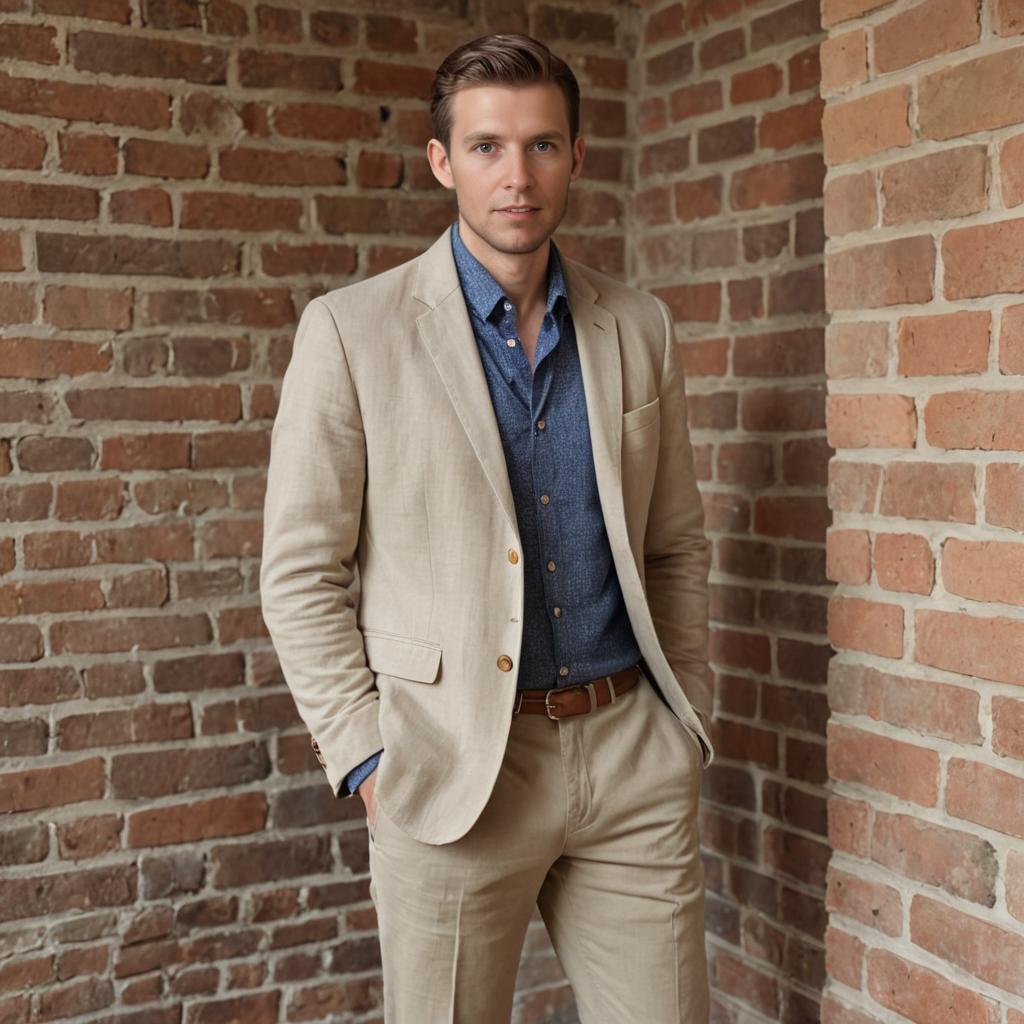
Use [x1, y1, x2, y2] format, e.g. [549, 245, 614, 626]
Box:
[731, 152, 824, 210]
[946, 757, 1024, 838]
[110, 186, 172, 226]
[919, 46, 1024, 141]
[124, 137, 209, 179]
[826, 235, 935, 310]
[181, 191, 301, 231]
[867, 949, 999, 1024]
[38, 232, 237, 277]
[0, 757, 105, 813]
[0, 70, 170, 130]
[732, 64, 783, 106]
[825, 529, 870, 583]
[820, 30, 867, 94]
[876, 0, 980, 75]
[944, 217, 1024, 299]
[986, 462, 1024, 529]
[760, 96, 824, 152]
[1001, 133, 1024, 207]
[828, 794, 872, 857]
[826, 393, 916, 448]
[943, 538, 1024, 605]
[56, 814, 122, 861]
[111, 741, 269, 799]
[0, 337, 112, 380]
[828, 722, 939, 804]
[871, 811, 997, 904]
[916, 608, 1024, 685]
[910, 894, 1024, 996]
[140, 288, 293, 327]
[824, 169, 876, 236]
[0, 121, 46, 170]
[829, 597, 903, 657]
[273, 102, 379, 143]
[883, 145, 987, 226]
[872, 531, 934, 594]
[128, 792, 267, 847]
[825, 322, 887, 378]
[51, 612, 210, 655]
[826, 867, 902, 936]
[896, 309, 989, 376]
[992, 696, 1024, 759]
[879, 461, 975, 523]
[822, 86, 911, 165]
[71, 30, 227, 84]
[825, 926, 864, 989]
[926, 390, 1024, 450]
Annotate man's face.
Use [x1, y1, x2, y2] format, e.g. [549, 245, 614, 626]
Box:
[428, 82, 585, 259]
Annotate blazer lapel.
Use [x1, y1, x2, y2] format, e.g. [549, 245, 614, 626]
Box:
[412, 227, 519, 537]
[562, 256, 625, 498]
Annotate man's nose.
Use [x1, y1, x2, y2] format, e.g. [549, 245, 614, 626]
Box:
[504, 149, 532, 190]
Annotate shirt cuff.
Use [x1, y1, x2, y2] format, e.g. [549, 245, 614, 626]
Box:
[344, 749, 382, 796]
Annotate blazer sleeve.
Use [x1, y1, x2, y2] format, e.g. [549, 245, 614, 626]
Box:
[260, 297, 383, 795]
[643, 296, 713, 729]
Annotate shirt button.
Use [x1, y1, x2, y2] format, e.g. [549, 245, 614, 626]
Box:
[503, 301, 512, 311]
[507, 548, 519, 564]
[537, 419, 546, 430]
[553, 607, 562, 618]
[506, 338, 516, 347]
[540, 494, 550, 506]
[547, 560, 556, 572]
[558, 666, 569, 677]
[497, 655, 513, 672]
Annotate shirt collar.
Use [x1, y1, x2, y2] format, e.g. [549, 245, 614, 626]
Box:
[450, 219, 568, 327]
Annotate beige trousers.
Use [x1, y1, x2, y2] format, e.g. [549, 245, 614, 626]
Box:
[367, 672, 709, 1023]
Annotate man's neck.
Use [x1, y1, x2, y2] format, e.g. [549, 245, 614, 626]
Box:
[457, 216, 550, 312]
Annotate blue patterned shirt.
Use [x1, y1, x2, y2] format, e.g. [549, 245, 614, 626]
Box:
[344, 221, 641, 795]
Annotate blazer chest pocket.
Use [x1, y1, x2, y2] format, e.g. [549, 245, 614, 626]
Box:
[622, 396, 660, 447]
[362, 628, 442, 684]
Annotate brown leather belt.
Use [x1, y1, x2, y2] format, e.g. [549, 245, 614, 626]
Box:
[513, 665, 640, 720]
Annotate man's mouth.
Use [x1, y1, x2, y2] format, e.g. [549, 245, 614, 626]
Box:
[498, 206, 540, 218]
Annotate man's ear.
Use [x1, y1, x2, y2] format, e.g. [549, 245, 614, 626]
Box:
[569, 135, 586, 184]
[426, 138, 455, 190]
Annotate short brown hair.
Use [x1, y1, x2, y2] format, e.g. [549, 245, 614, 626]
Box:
[431, 34, 580, 151]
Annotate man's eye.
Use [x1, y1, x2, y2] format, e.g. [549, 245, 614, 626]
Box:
[476, 143, 493, 154]
[535, 141, 551, 152]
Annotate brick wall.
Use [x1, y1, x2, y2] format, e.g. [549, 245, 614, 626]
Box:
[0, 3, 634, 1022]
[819, 0, 1024, 1019]
[637, 1, 830, 1021]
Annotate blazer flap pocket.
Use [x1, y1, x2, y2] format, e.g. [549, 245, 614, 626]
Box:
[363, 629, 442, 684]
[622, 396, 660, 434]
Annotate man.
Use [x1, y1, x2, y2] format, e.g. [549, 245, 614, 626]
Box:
[260, 32, 713, 1024]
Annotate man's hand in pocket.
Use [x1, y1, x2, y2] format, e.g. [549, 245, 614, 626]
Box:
[359, 766, 379, 834]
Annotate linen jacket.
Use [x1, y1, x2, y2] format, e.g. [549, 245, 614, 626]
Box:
[259, 225, 714, 846]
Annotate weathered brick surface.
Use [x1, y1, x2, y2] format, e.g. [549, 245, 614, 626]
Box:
[820, 2, 1024, 1020]
[0, 3, 637, 1022]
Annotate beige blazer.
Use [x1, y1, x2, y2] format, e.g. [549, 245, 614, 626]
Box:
[259, 225, 714, 845]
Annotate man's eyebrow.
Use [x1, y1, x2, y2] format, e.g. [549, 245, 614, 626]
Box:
[461, 130, 568, 145]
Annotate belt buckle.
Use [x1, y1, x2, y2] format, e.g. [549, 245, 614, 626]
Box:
[544, 687, 561, 720]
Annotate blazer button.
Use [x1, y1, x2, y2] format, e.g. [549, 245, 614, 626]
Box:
[497, 655, 513, 672]
[310, 737, 326, 767]
[507, 548, 519, 564]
